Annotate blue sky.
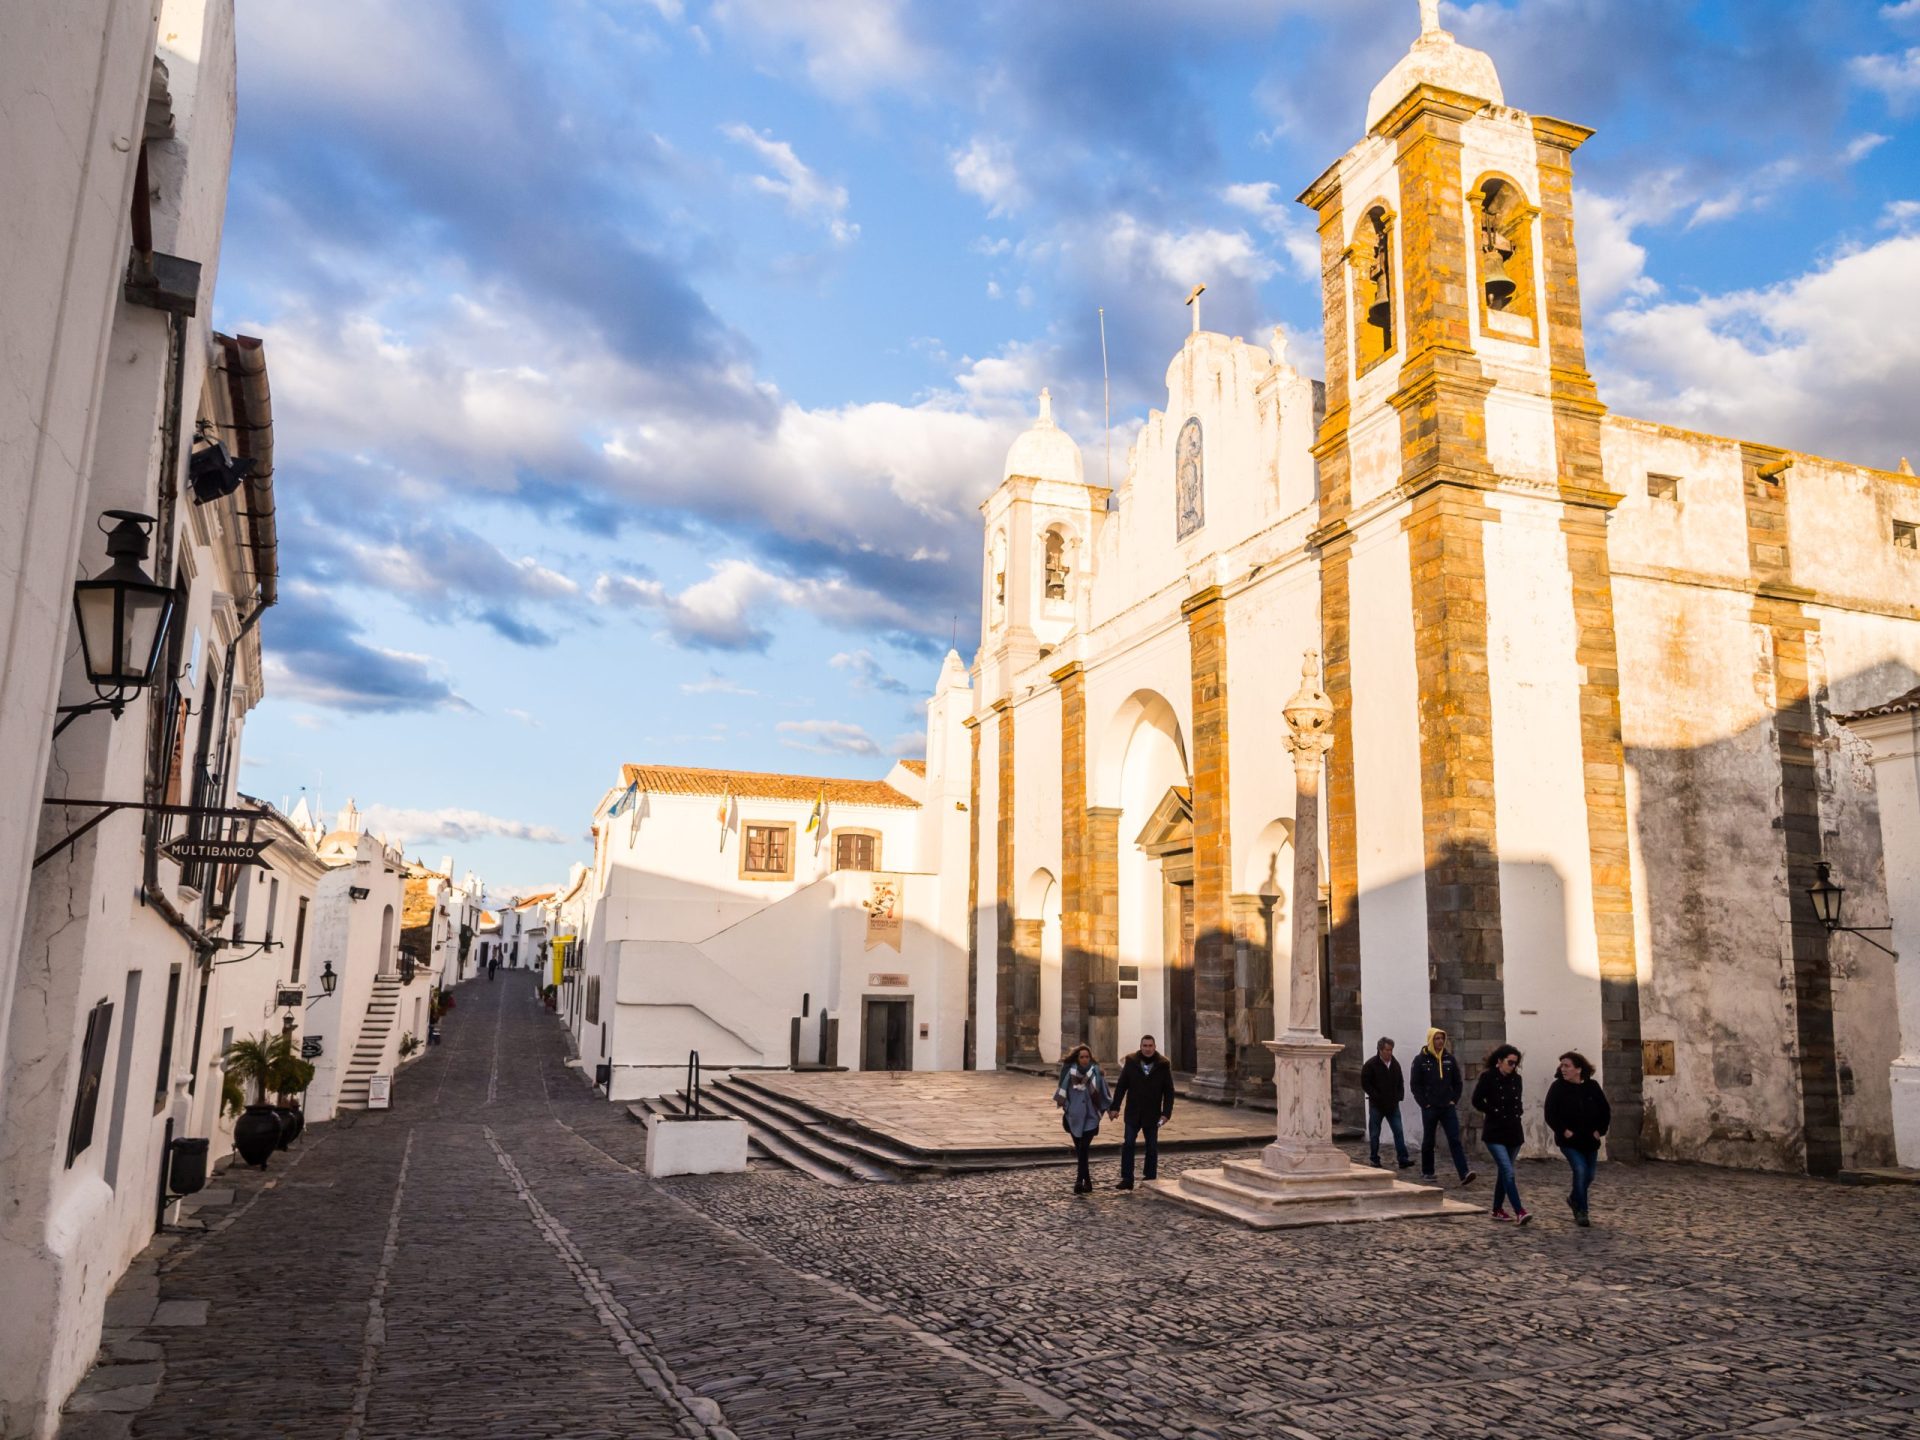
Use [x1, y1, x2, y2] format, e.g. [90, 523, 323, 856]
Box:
[223, 0, 1920, 892]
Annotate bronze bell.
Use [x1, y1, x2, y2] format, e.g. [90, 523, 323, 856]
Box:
[1484, 248, 1517, 309]
[1366, 270, 1392, 332]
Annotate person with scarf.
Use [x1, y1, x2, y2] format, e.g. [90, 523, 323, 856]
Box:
[1471, 1043, 1530, 1224]
[1107, 1035, 1176, 1190]
[1409, 1026, 1476, 1187]
[1544, 1050, 1611, 1227]
[1053, 1044, 1112, 1194]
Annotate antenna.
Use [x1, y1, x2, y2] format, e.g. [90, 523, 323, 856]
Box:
[1098, 306, 1112, 492]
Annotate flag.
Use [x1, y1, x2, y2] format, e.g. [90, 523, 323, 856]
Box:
[805, 786, 824, 834]
[715, 783, 731, 829]
[605, 781, 637, 818]
[628, 781, 645, 842]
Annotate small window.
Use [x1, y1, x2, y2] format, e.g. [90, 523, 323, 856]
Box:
[1896, 520, 1917, 552]
[834, 831, 880, 872]
[289, 897, 308, 983]
[741, 822, 795, 880]
[1647, 473, 1681, 502]
[67, 1000, 114, 1167]
[154, 965, 181, 1113]
[585, 977, 600, 1025]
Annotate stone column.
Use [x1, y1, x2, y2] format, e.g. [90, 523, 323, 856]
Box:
[1087, 807, 1121, 1064]
[1263, 653, 1348, 1178]
[993, 699, 1015, 1068]
[1183, 585, 1236, 1101]
[1056, 663, 1090, 1058]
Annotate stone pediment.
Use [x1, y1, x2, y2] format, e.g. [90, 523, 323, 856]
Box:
[1135, 785, 1193, 856]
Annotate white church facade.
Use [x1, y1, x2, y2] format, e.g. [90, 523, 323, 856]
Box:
[582, 7, 1920, 1176]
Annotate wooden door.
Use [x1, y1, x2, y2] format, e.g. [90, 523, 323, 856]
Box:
[1170, 881, 1197, 1074]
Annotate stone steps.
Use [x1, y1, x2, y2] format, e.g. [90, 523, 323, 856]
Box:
[338, 980, 404, 1110]
[1149, 1156, 1479, 1230]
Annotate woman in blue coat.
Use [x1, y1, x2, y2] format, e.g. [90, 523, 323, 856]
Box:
[1053, 1045, 1112, 1194]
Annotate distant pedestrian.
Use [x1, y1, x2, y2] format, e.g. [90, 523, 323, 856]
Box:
[1108, 1035, 1175, 1190]
[1410, 1027, 1476, 1187]
[1361, 1037, 1413, 1169]
[1544, 1051, 1611, 1227]
[1472, 1044, 1529, 1224]
[1053, 1044, 1111, 1195]
[487, 956, 497, 982]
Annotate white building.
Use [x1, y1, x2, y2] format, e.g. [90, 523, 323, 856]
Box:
[965, 10, 1920, 1176]
[0, 5, 281, 1433]
[577, 662, 972, 1100]
[301, 825, 413, 1123]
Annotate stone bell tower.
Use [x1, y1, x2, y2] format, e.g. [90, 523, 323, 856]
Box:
[1297, 1, 1642, 1150]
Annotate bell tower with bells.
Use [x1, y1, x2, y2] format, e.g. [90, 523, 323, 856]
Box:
[1294, 0, 1644, 1155]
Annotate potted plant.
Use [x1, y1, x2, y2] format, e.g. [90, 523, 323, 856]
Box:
[269, 1044, 314, 1146]
[222, 1032, 291, 1167]
[398, 1031, 420, 1059]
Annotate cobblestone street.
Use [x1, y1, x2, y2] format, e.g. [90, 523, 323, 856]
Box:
[63, 975, 1920, 1440]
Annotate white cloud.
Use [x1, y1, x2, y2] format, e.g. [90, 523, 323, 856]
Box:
[1852, 47, 1920, 111]
[679, 672, 760, 696]
[1221, 181, 1320, 279]
[504, 708, 542, 727]
[594, 559, 930, 651]
[1572, 175, 1687, 311]
[830, 648, 914, 695]
[1881, 199, 1920, 229]
[1597, 232, 1920, 469]
[723, 123, 858, 244]
[358, 805, 570, 845]
[710, 0, 924, 95]
[952, 137, 1026, 216]
[776, 719, 881, 756]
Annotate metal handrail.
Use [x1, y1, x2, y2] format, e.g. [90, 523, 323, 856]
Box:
[685, 1049, 701, 1118]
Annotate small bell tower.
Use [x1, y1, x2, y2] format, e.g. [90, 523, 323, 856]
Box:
[977, 389, 1107, 704]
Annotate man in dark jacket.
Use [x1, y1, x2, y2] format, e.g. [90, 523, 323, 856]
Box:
[1108, 1035, 1176, 1190]
[1360, 1037, 1413, 1169]
[1409, 1026, 1476, 1187]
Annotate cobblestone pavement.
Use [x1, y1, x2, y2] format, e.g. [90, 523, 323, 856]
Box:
[63, 974, 1920, 1440]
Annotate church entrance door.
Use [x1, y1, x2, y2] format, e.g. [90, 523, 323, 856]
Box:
[1164, 875, 1197, 1074]
[861, 998, 913, 1071]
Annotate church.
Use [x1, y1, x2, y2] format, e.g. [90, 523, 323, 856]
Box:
[961, 4, 1920, 1173]
[576, 4, 1920, 1177]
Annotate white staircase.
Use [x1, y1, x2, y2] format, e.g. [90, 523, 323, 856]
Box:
[339, 976, 402, 1110]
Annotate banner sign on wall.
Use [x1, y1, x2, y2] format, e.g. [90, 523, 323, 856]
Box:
[862, 874, 903, 952]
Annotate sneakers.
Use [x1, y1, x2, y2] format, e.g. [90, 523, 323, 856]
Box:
[1398, 1158, 1416, 1169]
[1514, 1209, 1532, 1226]
[1116, 1179, 1135, 1191]
[1574, 1210, 1591, 1228]
[1491, 1209, 1511, 1221]
[1460, 1169, 1478, 1186]
[1368, 1156, 1385, 1169]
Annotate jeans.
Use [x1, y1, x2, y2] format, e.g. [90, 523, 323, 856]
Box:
[1121, 1116, 1161, 1183]
[1487, 1142, 1523, 1213]
[1420, 1104, 1470, 1179]
[1561, 1144, 1597, 1212]
[1367, 1103, 1410, 1166]
[1071, 1130, 1094, 1185]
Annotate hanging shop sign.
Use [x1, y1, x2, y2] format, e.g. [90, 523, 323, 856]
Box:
[162, 836, 270, 867]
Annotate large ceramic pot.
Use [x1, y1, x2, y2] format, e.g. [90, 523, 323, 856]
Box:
[272, 1104, 304, 1148]
[233, 1105, 285, 1168]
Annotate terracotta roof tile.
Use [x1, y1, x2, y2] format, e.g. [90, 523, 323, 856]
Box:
[1839, 684, 1920, 722]
[899, 759, 926, 776]
[619, 762, 919, 809]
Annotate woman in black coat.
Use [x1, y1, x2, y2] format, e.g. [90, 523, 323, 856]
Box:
[1544, 1051, 1611, 1227]
[1470, 1044, 1528, 1224]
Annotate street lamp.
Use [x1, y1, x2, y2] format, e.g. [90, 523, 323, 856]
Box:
[319, 961, 337, 996]
[59, 511, 174, 735]
[1807, 862, 1844, 931]
[1805, 860, 1895, 955]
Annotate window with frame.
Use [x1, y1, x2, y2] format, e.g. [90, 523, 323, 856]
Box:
[741, 822, 794, 879]
[1648, 473, 1681, 502]
[1896, 519, 1917, 552]
[585, 976, 601, 1025]
[833, 830, 880, 872]
[289, 897, 308, 983]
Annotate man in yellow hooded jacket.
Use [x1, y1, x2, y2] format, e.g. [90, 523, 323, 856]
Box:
[1409, 1026, 1476, 1187]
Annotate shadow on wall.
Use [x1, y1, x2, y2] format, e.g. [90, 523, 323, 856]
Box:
[1317, 655, 1915, 1176]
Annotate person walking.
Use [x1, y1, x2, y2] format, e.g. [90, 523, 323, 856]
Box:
[487, 955, 497, 982]
[1472, 1044, 1529, 1224]
[1544, 1051, 1611, 1227]
[1108, 1035, 1175, 1190]
[1361, 1037, 1413, 1169]
[1054, 1045, 1111, 1194]
[1410, 1027, 1476, 1187]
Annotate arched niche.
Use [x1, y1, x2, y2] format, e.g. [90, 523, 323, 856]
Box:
[1470, 173, 1539, 338]
[1350, 201, 1397, 374]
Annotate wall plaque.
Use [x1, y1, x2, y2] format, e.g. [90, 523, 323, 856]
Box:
[868, 973, 909, 988]
[1642, 1039, 1676, 1078]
